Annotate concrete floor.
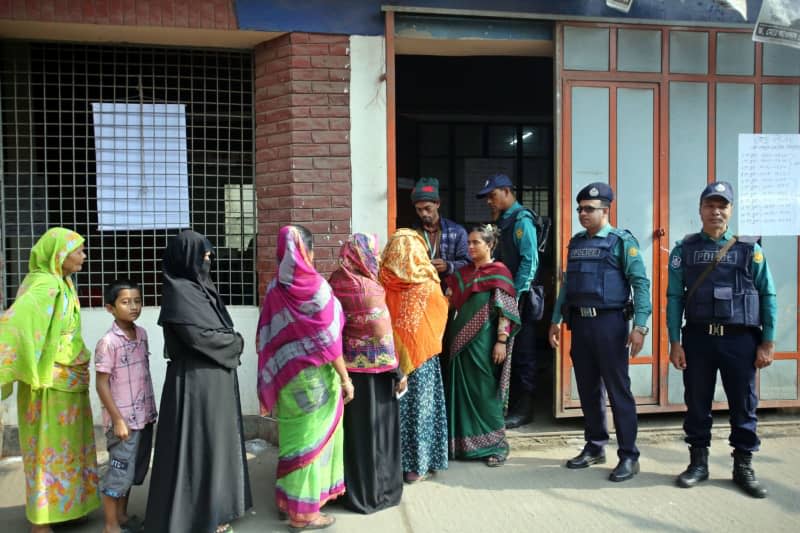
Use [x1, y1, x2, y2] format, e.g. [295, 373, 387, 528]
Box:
[1, 431, 799, 533]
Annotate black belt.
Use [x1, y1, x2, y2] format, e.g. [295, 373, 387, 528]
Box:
[686, 323, 757, 337]
[571, 306, 622, 318]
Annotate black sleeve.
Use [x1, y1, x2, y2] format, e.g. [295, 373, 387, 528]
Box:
[165, 323, 244, 369]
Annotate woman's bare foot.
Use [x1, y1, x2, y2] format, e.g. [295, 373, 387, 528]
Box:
[289, 513, 336, 530]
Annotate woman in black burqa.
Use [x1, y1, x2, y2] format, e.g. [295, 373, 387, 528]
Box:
[144, 229, 252, 533]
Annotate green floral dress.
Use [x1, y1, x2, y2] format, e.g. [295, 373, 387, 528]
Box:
[0, 227, 100, 524]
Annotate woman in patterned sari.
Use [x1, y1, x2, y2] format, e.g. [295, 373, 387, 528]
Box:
[329, 233, 405, 514]
[379, 229, 449, 483]
[257, 225, 354, 532]
[0, 227, 100, 533]
[445, 225, 521, 467]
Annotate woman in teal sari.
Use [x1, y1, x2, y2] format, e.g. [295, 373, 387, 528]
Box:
[0, 227, 100, 532]
[445, 224, 521, 467]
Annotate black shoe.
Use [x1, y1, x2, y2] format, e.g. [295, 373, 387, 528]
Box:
[676, 446, 709, 488]
[732, 450, 767, 498]
[566, 448, 606, 469]
[609, 457, 640, 482]
[504, 393, 534, 429]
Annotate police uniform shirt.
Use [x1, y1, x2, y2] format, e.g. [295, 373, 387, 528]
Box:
[500, 200, 539, 295]
[666, 229, 777, 344]
[551, 224, 651, 327]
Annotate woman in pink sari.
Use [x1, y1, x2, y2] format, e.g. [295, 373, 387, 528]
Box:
[256, 225, 354, 532]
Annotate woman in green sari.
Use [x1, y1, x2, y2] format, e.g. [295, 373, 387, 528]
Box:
[0, 227, 100, 532]
[445, 224, 521, 467]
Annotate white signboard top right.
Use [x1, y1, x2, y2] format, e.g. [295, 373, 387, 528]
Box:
[737, 134, 800, 237]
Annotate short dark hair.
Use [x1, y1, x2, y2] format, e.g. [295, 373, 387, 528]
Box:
[104, 279, 141, 306]
[292, 224, 314, 252]
[599, 199, 611, 208]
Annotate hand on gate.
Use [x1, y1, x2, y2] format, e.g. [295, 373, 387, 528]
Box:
[548, 323, 561, 349]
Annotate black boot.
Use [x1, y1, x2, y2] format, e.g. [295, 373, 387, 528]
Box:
[732, 449, 767, 498]
[504, 393, 533, 429]
[676, 446, 709, 488]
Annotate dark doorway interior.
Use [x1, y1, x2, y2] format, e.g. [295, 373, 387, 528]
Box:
[395, 54, 557, 417]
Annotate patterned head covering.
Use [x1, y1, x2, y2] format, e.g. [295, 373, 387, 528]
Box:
[256, 226, 345, 412]
[379, 229, 448, 375]
[329, 234, 397, 373]
[1, 227, 88, 398]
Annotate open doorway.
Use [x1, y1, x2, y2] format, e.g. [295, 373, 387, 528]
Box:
[394, 53, 557, 418]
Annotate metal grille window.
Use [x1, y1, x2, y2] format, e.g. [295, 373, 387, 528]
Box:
[0, 42, 256, 307]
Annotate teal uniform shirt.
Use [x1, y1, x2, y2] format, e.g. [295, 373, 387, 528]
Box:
[501, 201, 539, 296]
[551, 224, 652, 327]
[666, 229, 777, 344]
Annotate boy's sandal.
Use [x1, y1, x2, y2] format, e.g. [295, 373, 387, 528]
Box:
[215, 524, 233, 533]
[486, 454, 507, 467]
[288, 513, 336, 532]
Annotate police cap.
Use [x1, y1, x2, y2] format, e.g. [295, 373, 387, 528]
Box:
[576, 182, 614, 203]
[700, 181, 734, 204]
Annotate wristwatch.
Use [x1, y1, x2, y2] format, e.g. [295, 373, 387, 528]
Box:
[633, 325, 649, 335]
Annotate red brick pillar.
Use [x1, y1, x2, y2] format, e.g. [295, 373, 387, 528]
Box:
[254, 33, 352, 298]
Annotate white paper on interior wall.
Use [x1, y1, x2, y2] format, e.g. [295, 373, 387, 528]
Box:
[463, 158, 515, 222]
[92, 103, 190, 231]
[753, 0, 800, 49]
[737, 133, 800, 236]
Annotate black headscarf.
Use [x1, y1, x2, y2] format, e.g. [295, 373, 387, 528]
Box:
[158, 229, 234, 329]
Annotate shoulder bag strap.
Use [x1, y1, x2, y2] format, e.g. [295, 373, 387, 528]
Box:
[685, 236, 738, 304]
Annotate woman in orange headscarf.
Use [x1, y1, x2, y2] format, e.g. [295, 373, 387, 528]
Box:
[379, 229, 449, 483]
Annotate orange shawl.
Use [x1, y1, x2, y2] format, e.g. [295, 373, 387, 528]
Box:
[379, 229, 448, 375]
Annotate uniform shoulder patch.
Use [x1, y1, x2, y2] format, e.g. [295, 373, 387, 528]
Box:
[628, 246, 638, 257]
[753, 250, 763, 263]
[670, 255, 681, 269]
[516, 227, 524, 239]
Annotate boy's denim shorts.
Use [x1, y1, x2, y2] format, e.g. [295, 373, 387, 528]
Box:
[100, 422, 154, 498]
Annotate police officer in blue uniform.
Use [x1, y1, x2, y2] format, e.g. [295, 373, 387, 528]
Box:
[667, 181, 776, 498]
[548, 182, 651, 482]
[476, 174, 539, 428]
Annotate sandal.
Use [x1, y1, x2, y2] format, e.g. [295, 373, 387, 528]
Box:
[403, 471, 429, 484]
[486, 454, 507, 467]
[288, 513, 336, 531]
[216, 524, 233, 533]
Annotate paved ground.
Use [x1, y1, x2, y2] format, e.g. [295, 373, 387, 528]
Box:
[1, 433, 799, 533]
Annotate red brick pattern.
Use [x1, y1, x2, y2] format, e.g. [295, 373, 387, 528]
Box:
[254, 33, 352, 297]
[0, 0, 238, 29]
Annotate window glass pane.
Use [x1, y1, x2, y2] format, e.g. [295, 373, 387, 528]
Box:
[760, 360, 798, 400]
[617, 87, 654, 355]
[571, 86, 608, 232]
[419, 124, 449, 156]
[521, 125, 550, 157]
[669, 31, 708, 74]
[668, 82, 707, 243]
[716, 32, 754, 75]
[488, 125, 516, 157]
[564, 26, 609, 71]
[762, 84, 799, 353]
[715, 83, 754, 234]
[454, 124, 482, 157]
[763, 43, 800, 76]
[617, 29, 661, 73]
[630, 364, 653, 397]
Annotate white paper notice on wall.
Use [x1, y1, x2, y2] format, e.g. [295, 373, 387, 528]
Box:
[737, 133, 800, 236]
[92, 102, 190, 231]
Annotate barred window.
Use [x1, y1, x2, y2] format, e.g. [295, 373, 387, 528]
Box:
[0, 42, 256, 307]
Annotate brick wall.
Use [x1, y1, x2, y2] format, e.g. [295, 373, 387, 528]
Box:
[0, 0, 238, 29]
[254, 33, 352, 298]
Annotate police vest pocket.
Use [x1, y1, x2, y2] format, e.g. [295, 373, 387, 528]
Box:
[713, 286, 734, 319]
[568, 261, 603, 298]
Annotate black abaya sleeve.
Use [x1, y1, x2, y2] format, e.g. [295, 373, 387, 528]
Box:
[165, 323, 244, 369]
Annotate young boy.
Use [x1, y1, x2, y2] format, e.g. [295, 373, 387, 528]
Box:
[95, 280, 158, 533]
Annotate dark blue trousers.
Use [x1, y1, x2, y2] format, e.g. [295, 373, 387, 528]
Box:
[570, 310, 639, 460]
[510, 295, 537, 396]
[682, 326, 760, 452]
